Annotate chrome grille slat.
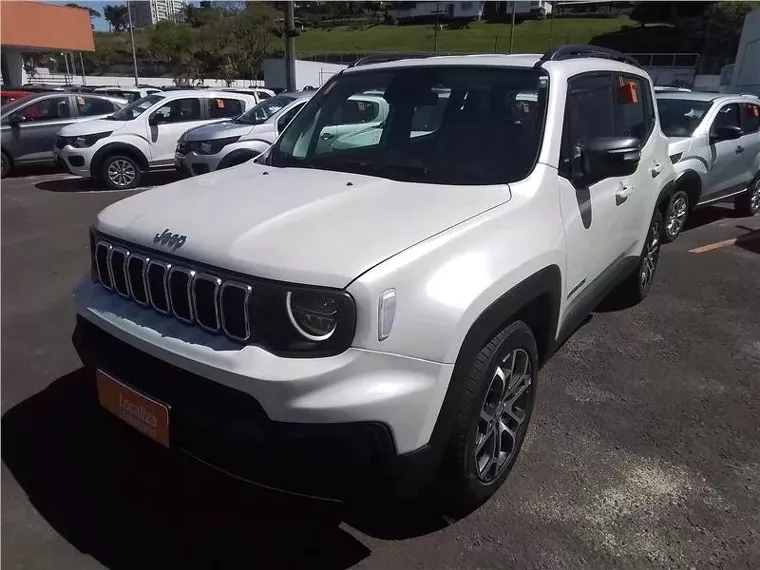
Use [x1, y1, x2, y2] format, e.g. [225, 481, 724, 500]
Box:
[92, 238, 251, 343]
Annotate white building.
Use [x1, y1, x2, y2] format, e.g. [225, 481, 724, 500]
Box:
[129, 0, 187, 28]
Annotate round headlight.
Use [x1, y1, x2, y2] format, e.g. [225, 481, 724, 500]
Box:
[286, 291, 338, 341]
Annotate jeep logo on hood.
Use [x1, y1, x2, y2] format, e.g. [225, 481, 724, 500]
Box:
[153, 229, 187, 251]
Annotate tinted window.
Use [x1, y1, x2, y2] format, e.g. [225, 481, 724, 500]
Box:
[270, 66, 549, 185]
[112, 94, 165, 120]
[12, 96, 71, 122]
[207, 97, 243, 119]
[237, 95, 297, 125]
[656, 98, 711, 137]
[77, 96, 116, 117]
[276, 102, 305, 131]
[614, 75, 655, 143]
[152, 98, 201, 123]
[560, 74, 615, 178]
[741, 103, 760, 133]
[713, 103, 741, 131]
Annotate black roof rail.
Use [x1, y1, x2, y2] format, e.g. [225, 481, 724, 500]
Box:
[534, 45, 640, 68]
[349, 53, 432, 68]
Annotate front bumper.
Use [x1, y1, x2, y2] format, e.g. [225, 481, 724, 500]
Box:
[175, 150, 223, 177]
[73, 278, 453, 500]
[56, 145, 94, 177]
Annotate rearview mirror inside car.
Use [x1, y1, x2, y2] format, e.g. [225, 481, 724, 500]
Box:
[582, 136, 641, 182]
[710, 125, 743, 143]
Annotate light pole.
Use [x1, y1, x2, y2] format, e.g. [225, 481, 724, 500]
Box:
[126, 0, 139, 87]
[509, 0, 517, 54]
[433, 2, 441, 54]
[284, 1, 297, 92]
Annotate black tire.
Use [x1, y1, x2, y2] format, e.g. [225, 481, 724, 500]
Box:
[662, 189, 689, 243]
[1, 150, 11, 179]
[735, 176, 760, 217]
[609, 208, 663, 307]
[440, 320, 538, 516]
[101, 154, 141, 190]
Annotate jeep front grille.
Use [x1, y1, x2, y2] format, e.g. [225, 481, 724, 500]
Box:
[94, 239, 251, 342]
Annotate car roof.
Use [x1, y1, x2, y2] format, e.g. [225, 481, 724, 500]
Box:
[158, 89, 255, 98]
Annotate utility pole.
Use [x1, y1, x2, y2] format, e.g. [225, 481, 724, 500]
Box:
[433, 2, 440, 54]
[548, 3, 556, 48]
[63, 52, 71, 82]
[284, 1, 297, 92]
[509, 0, 517, 54]
[126, 0, 139, 87]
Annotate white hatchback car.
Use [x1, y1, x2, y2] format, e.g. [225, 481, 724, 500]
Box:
[55, 90, 257, 189]
[657, 91, 760, 240]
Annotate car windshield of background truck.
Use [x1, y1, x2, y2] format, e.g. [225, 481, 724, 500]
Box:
[235, 94, 296, 125]
[110, 94, 165, 121]
[269, 66, 549, 185]
[656, 98, 712, 137]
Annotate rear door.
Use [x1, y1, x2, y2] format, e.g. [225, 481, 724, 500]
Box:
[1, 95, 74, 163]
[147, 97, 205, 166]
[739, 100, 760, 181]
[705, 103, 746, 199]
[73, 95, 120, 123]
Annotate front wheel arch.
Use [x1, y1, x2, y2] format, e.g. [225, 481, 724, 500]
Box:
[90, 143, 149, 180]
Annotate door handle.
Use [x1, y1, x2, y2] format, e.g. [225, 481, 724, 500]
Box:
[736, 145, 745, 155]
[651, 161, 662, 177]
[321, 132, 334, 141]
[616, 182, 634, 204]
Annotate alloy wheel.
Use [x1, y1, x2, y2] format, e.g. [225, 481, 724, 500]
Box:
[474, 348, 533, 484]
[107, 159, 136, 188]
[666, 195, 688, 238]
[751, 181, 760, 213]
[640, 216, 661, 291]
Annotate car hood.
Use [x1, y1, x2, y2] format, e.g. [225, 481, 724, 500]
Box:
[95, 162, 511, 288]
[59, 118, 127, 136]
[181, 120, 253, 141]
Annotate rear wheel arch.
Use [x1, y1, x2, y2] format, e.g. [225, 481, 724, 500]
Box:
[425, 266, 561, 460]
[90, 143, 149, 179]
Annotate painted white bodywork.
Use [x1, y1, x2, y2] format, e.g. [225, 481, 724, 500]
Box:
[55, 90, 256, 178]
[661, 93, 760, 204]
[75, 54, 675, 455]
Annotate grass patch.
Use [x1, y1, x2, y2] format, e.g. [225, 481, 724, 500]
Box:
[296, 17, 633, 55]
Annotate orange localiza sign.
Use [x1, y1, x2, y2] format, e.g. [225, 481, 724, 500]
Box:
[1, 1, 95, 51]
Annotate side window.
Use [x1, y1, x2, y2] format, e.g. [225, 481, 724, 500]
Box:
[151, 98, 201, 124]
[740, 103, 760, 133]
[78, 96, 117, 117]
[327, 99, 380, 126]
[12, 96, 71, 122]
[613, 75, 652, 143]
[207, 97, 243, 119]
[712, 104, 741, 132]
[559, 74, 616, 180]
[276, 103, 304, 132]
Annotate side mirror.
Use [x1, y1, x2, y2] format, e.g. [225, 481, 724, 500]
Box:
[7, 114, 24, 125]
[148, 114, 163, 126]
[710, 125, 743, 143]
[582, 137, 641, 182]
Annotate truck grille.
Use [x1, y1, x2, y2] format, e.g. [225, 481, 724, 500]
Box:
[94, 239, 252, 342]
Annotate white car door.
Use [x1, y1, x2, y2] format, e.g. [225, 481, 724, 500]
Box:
[705, 102, 746, 200]
[147, 96, 207, 166]
[558, 73, 634, 305]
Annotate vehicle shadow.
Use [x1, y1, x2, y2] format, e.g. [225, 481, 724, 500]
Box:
[735, 228, 760, 255]
[1, 369, 450, 570]
[682, 204, 743, 232]
[34, 171, 180, 193]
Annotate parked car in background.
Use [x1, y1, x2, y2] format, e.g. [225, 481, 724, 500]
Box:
[55, 90, 257, 189]
[175, 91, 313, 176]
[1, 92, 127, 178]
[94, 86, 162, 103]
[221, 87, 275, 101]
[656, 91, 760, 241]
[1, 90, 33, 105]
[654, 86, 692, 93]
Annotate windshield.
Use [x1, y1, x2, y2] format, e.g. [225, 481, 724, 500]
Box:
[657, 98, 712, 137]
[111, 94, 165, 120]
[236, 95, 296, 125]
[268, 66, 548, 185]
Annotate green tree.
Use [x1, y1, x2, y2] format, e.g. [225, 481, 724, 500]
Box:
[103, 4, 130, 32]
[65, 2, 101, 29]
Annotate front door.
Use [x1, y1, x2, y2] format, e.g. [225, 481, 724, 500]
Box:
[147, 97, 205, 166]
[558, 73, 632, 307]
[705, 103, 746, 200]
[2, 95, 73, 164]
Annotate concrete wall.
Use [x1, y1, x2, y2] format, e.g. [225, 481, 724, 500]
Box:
[24, 73, 265, 89]
[263, 59, 347, 91]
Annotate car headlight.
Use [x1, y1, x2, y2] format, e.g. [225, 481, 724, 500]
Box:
[198, 136, 240, 155]
[286, 291, 339, 341]
[72, 131, 112, 148]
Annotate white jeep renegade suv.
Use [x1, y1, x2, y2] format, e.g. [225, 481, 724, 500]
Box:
[73, 47, 676, 513]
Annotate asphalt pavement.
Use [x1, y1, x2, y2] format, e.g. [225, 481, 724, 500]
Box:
[2, 169, 759, 570]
